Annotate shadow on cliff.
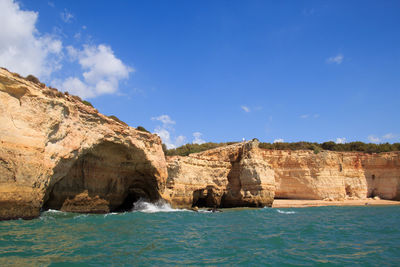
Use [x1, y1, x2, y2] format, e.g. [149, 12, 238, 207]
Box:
[43, 141, 162, 213]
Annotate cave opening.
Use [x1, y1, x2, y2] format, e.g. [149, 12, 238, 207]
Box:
[345, 185, 353, 197]
[192, 187, 219, 208]
[43, 141, 160, 213]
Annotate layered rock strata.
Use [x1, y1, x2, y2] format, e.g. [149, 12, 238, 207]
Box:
[163, 141, 275, 208]
[1, 68, 399, 220]
[260, 150, 400, 201]
[0, 68, 167, 220]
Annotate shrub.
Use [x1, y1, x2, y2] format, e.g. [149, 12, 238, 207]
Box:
[71, 95, 82, 102]
[136, 126, 150, 133]
[11, 72, 23, 79]
[108, 115, 128, 126]
[82, 100, 93, 107]
[25, 75, 40, 84]
[165, 142, 238, 156]
[162, 144, 168, 154]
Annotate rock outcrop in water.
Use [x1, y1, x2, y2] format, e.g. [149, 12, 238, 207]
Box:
[163, 140, 275, 208]
[0, 68, 167, 220]
[0, 68, 399, 220]
[164, 145, 400, 208]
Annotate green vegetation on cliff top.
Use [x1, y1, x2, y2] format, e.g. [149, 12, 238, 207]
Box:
[165, 141, 400, 156]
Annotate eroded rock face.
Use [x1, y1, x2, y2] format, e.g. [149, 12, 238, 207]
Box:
[1, 68, 399, 220]
[261, 150, 400, 200]
[165, 144, 400, 207]
[163, 140, 275, 208]
[0, 68, 167, 220]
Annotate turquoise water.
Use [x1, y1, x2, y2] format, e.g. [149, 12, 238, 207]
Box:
[1, 203, 400, 266]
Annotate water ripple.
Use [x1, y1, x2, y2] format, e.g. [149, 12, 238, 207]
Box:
[1, 205, 400, 265]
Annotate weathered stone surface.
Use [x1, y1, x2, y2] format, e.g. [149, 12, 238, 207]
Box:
[165, 145, 400, 207]
[0, 68, 168, 220]
[60, 190, 110, 213]
[163, 140, 275, 208]
[1, 67, 399, 220]
[261, 149, 400, 200]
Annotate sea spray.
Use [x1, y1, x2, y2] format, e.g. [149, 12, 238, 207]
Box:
[132, 199, 188, 213]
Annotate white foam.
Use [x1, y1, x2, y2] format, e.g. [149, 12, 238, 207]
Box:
[276, 209, 296, 214]
[73, 214, 89, 219]
[197, 209, 213, 213]
[46, 209, 64, 213]
[132, 199, 187, 213]
[103, 212, 118, 218]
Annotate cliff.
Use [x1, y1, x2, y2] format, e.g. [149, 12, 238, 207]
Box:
[0, 68, 168, 220]
[261, 150, 400, 201]
[1, 68, 399, 220]
[163, 141, 275, 208]
[164, 145, 400, 208]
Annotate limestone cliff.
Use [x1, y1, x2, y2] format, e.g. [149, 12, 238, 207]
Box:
[163, 141, 275, 208]
[165, 145, 400, 208]
[0, 68, 168, 220]
[1, 67, 399, 220]
[261, 150, 400, 201]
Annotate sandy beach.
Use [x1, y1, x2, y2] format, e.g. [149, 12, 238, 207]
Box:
[272, 199, 400, 208]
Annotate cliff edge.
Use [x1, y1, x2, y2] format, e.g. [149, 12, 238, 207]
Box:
[1, 68, 399, 220]
[0, 68, 168, 220]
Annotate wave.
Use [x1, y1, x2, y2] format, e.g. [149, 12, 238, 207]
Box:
[276, 209, 296, 214]
[103, 212, 118, 218]
[132, 200, 187, 213]
[45, 209, 64, 213]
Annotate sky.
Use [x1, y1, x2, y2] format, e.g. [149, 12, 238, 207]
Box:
[0, 0, 399, 148]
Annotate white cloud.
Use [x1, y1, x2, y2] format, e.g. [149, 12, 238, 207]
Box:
[368, 135, 381, 143]
[60, 9, 73, 23]
[54, 44, 133, 98]
[274, 139, 284, 143]
[151, 115, 175, 127]
[0, 0, 63, 78]
[300, 114, 309, 119]
[152, 115, 187, 149]
[193, 132, 205, 144]
[153, 127, 185, 149]
[300, 114, 319, 119]
[368, 133, 398, 143]
[241, 105, 250, 113]
[382, 133, 396, 140]
[327, 54, 344, 64]
[175, 135, 186, 147]
[335, 137, 346, 144]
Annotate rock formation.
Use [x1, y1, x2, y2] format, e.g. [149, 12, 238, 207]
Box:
[261, 150, 400, 201]
[0, 68, 167, 220]
[0, 67, 399, 220]
[163, 140, 275, 208]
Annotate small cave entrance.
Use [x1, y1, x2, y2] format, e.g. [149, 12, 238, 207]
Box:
[115, 182, 159, 212]
[43, 141, 161, 213]
[345, 185, 353, 197]
[192, 187, 219, 208]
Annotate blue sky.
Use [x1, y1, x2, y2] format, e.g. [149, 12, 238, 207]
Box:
[1, 0, 399, 148]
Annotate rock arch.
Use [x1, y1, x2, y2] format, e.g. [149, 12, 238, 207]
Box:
[43, 141, 161, 213]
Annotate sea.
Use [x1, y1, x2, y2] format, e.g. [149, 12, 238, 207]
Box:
[1, 201, 399, 266]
